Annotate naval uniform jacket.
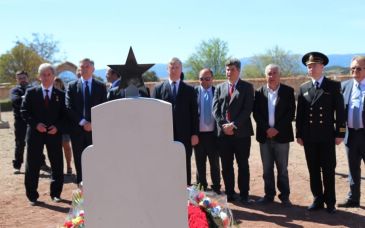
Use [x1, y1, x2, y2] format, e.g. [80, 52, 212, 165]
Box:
[296, 77, 346, 142]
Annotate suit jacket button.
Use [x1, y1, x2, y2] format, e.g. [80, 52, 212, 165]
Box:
[320, 120, 323, 124]
[320, 107, 323, 110]
[310, 120, 313, 123]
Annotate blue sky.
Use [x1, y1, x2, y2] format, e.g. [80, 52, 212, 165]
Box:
[0, 0, 364, 69]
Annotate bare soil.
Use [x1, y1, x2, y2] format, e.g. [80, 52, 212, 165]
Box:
[0, 111, 364, 228]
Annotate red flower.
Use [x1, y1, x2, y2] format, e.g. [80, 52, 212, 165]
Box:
[188, 203, 209, 228]
[63, 221, 73, 228]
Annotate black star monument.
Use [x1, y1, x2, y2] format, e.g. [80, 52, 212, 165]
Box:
[108, 47, 154, 95]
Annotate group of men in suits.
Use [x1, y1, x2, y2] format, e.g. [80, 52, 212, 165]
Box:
[19, 59, 107, 205]
[14, 52, 365, 212]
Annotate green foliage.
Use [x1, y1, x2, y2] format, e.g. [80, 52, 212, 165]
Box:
[143, 71, 160, 82]
[242, 45, 302, 78]
[23, 33, 61, 64]
[0, 99, 12, 112]
[185, 38, 229, 80]
[0, 33, 62, 83]
[0, 42, 44, 83]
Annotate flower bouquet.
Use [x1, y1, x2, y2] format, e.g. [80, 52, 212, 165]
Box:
[187, 185, 234, 228]
[60, 188, 85, 228]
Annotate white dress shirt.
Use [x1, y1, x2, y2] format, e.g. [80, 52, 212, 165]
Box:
[267, 84, 280, 128]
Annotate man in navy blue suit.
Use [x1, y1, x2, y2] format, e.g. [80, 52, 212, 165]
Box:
[66, 58, 107, 185]
[152, 57, 199, 186]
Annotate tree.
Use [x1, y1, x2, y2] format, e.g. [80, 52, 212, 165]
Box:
[143, 71, 159, 82]
[242, 46, 302, 78]
[185, 38, 229, 80]
[23, 33, 61, 64]
[0, 42, 43, 83]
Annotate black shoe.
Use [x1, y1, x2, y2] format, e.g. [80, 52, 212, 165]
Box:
[213, 189, 221, 195]
[256, 197, 273, 205]
[52, 197, 61, 203]
[326, 206, 336, 214]
[281, 199, 292, 207]
[227, 195, 237, 202]
[240, 197, 254, 205]
[307, 202, 324, 211]
[40, 164, 51, 173]
[337, 200, 360, 208]
[29, 200, 38, 206]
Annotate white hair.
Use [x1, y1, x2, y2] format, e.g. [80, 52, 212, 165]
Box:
[265, 64, 281, 75]
[38, 63, 55, 75]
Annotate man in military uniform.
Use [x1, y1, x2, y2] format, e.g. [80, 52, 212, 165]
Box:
[10, 71, 32, 173]
[296, 52, 346, 214]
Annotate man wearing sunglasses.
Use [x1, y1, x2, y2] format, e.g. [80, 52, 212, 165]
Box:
[194, 68, 221, 194]
[338, 56, 365, 208]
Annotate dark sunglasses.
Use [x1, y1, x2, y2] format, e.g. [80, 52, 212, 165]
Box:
[199, 77, 211, 81]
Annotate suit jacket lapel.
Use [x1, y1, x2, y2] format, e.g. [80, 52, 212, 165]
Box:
[229, 80, 240, 105]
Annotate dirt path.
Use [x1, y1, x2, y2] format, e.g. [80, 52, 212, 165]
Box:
[0, 111, 364, 227]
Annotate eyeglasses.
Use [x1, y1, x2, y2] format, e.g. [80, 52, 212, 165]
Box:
[350, 67, 365, 72]
[199, 77, 211, 81]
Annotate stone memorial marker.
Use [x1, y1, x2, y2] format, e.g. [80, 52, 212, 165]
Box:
[82, 98, 188, 227]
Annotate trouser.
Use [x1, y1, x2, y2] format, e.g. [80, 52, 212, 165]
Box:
[345, 128, 365, 203]
[259, 140, 290, 200]
[71, 129, 92, 184]
[304, 140, 336, 207]
[194, 132, 221, 191]
[218, 136, 251, 198]
[25, 130, 64, 201]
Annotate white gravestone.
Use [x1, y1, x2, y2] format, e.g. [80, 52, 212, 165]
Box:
[82, 98, 188, 228]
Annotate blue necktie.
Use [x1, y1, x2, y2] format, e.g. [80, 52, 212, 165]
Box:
[203, 90, 212, 125]
[353, 83, 362, 129]
[84, 81, 91, 121]
[172, 82, 177, 103]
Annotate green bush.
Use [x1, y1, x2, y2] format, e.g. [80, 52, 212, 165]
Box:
[0, 99, 12, 112]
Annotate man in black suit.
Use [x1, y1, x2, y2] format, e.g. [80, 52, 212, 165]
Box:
[66, 58, 107, 184]
[212, 58, 254, 203]
[21, 63, 66, 205]
[194, 68, 221, 194]
[253, 64, 295, 205]
[338, 56, 365, 208]
[296, 52, 346, 214]
[152, 57, 199, 186]
[106, 67, 121, 90]
[10, 71, 32, 174]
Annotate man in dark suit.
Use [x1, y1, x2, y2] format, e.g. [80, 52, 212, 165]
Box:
[152, 57, 199, 186]
[194, 68, 221, 194]
[66, 58, 107, 184]
[212, 58, 254, 203]
[253, 64, 295, 206]
[296, 52, 346, 214]
[21, 63, 66, 205]
[10, 71, 32, 174]
[106, 67, 121, 90]
[338, 56, 365, 208]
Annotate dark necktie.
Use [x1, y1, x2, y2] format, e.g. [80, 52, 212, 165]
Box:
[172, 81, 177, 103]
[315, 81, 320, 89]
[84, 81, 91, 121]
[44, 89, 49, 108]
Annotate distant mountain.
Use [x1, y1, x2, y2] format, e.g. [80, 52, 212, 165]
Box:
[92, 54, 364, 81]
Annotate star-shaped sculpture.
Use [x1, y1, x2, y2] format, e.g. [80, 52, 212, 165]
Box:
[108, 47, 154, 93]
